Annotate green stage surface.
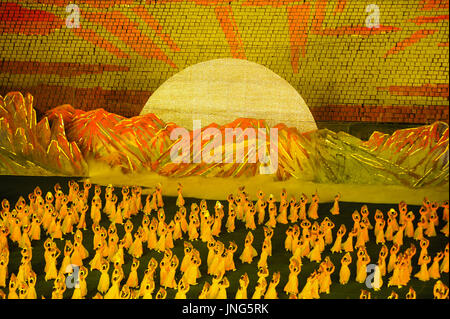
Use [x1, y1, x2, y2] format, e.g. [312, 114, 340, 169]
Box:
[0, 176, 448, 299]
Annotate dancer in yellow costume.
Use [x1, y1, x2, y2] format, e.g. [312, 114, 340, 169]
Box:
[212, 201, 225, 236]
[307, 192, 319, 220]
[175, 183, 185, 208]
[129, 228, 144, 259]
[331, 224, 346, 253]
[182, 251, 201, 286]
[126, 258, 140, 288]
[298, 270, 319, 299]
[330, 193, 341, 215]
[433, 280, 449, 299]
[375, 218, 386, 244]
[339, 252, 352, 285]
[104, 268, 121, 299]
[163, 255, 179, 289]
[239, 231, 258, 264]
[378, 244, 388, 277]
[7, 274, 19, 299]
[264, 272, 280, 299]
[307, 237, 322, 263]
[284, 258, 301, 295]
[404, 211, 415, 238]
[26, 272, 37, 299]
[97, 260, 110, 294]
[392, 224, 406, 248]
[342, 228, 357, 253]
[298, 194, 308, 221]
[429, 251, 444, 280]
[276, 200, 289, 225]
[318, 257, 335, 294]
[387, 243, 400, 274]
[415, 254, 431, 282]
[235, 273, 249, 299]
[0, 250, 9, 288]
[122, 220, 134, 250]
[257, 238, 271, 269]
[224, 241, 237, 272]
[175, 278, 190, 299]
[355, 252, 370, 284]
[216, 277, 230, 299]
[245, 205, 257, 230]
[425, 211, 438, 237]
[59, 240, 73, 276]
[30, 215, 42, 241]
[89, 241, 106, 272]
[418, 238, 429, 265]
[265, 206, 277, 228]
[414, 216, 427, 241]
[45, 247, 60, 281]
[441, 243, 449, 274]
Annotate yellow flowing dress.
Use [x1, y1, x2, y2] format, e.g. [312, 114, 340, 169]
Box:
[307, 199, 319, 220]
[0, 258, 8, 287]
[104, 280, 120, 299]
[339, 263, 351, 285]
[415, 264, 430, 282]
[156, 228, 167, 252]
[298, 276, 313, 299]
[97, 268, 110, 293]
[129, 236, 143, 259]
[182, 262, 199, 286]
[45, 253, 59, 281]
[239, 244, 258, 264]
[284, 270, 300, 295]
[126, 270, 139, 288]
[264, 283, 278, 299]
[307, 244, 322, 263]
[342, 233, 355, 252]
[331, 234, 344, 253]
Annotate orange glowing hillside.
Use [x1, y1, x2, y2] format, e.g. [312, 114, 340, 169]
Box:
[0, 92, 448, 188]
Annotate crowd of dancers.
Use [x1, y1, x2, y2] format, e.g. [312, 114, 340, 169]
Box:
[0, 180, 448, 299]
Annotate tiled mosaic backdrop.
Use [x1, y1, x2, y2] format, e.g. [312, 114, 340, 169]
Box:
[0, 0, 448, 123]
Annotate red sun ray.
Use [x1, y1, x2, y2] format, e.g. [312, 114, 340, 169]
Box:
[26, 0, 135, 8]
[333, 0, 347, 15]
[242, 0, 303, 7]
[287, 3, 311, 74]
[153, 0, 231, 5]
[0, 2, 63, 35]
[72, 27, 130, 59]
[155, 0, 245, 59]
[315, 25, 402, 36]
[214, 5, 246, 59]
[312, 0, 328, 32]
[383, 29, 439, 58]
[132, 5, 181, 52]
[84, 10, 177, 68]
[408, 15, 449, 25]
[419, 0, 449, 10]
[312, 0, 401, 36]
